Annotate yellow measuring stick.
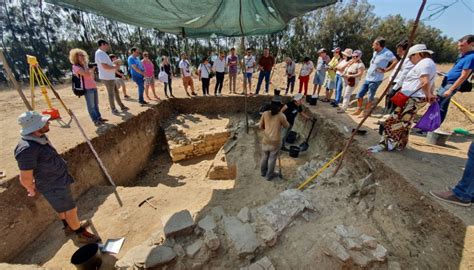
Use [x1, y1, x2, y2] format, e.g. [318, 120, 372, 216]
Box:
[451, 99, 474, 118]
[298, 151, 344, 190]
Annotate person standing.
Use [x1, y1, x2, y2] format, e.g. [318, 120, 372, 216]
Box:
[367, 44, 437, 153]
[338, 50, 365, 112]
[298, 57, 314, 96]
[142, 52, 160, 101]
[430, 142, 473, 207]
[242, 48, 256, 95]
[353, 37, 397, 117]
[227, 48, 239, 94]
[322, 47, 341, 102]
[255, 48, 275, 95]
[128, 47, 148, 105]
[109, 54, 130, 99]
[179, 53, 197, 97]
[313, 48, 330, 97]
[212, 51, 226, 96]
[70, 49, 107, 126]
[95, 39, 129, 113]
[437, 35, 474, 124]
[160, 56, 174, 98]
[259, 100, 290, 181]
[384, 39, 414, 115]
[331, 48, 353, 107]
[14, 111, 101, 243]
[198, 57, 212, 96]
[285, 57, 296, 95]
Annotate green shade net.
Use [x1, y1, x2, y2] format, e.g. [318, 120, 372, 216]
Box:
[47, 0, 336, 37]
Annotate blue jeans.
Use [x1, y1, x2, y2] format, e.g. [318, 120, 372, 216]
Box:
[436, 83, 455, 124]
[84, 88, 101, 122]
[286, 76, 295, 94]
[356, 80, 382, 101]
[334, 74, 344, 104]
[453, 142, 474, 202]
[133, 76, 145, 103]
[256, 70, 271, 94]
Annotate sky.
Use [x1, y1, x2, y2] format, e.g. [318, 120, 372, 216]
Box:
[367, 0, 474, 40]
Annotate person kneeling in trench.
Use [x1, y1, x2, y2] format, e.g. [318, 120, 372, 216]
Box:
[259, 100, 290, 181]
[14, 111, 101, 244]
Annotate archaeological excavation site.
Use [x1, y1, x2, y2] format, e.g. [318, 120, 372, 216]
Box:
[0, 96, 470, 269]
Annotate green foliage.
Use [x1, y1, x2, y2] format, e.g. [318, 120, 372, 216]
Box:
[0, 0, 459, 84]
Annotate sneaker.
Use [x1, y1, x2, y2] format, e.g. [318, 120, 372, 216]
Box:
[170, 94, 176, 98]
[94, 121, 103, 127]
[99, 118, 109, 123]
[139, 101, 149, 105]
[77, 230, 102, 244]
[191, 92, 197, 96]
[64, 220, 91, 236]
[352, 109, 363, 116]
[429, 191, 471, 207]
[111, 109, 120, 114]
[121, 106, 129, 111]
[124, 95, 131, 98]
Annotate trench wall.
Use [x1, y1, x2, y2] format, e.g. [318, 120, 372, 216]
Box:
[0, 96, 271, 262]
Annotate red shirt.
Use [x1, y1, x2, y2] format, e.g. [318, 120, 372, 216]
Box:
[258, 55, 275, 71]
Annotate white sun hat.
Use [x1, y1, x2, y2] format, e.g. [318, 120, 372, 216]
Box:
[407, 44, 434, 57]
[18, 111, 51, 135]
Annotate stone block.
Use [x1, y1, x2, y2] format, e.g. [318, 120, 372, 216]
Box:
[210, 206, 226, 220]
[258, 224, 277, 247]
[170, 153, 187, 162]
[350, 251, 371, 267]
[237, 207, 251, 223]
[223, 216, 259, 256]
[173, 244, 186, 258]
[145, 246, 177, 268]
[327, 240, 351, 263]
[371, 244, 388, 262]
[334, 225, 360, 239]
[197, 215, 217, 231]
[115, 245, 176, 269]
[388, 261, 402, 270]
[162, 210, 195, 238]
[342, 237, 362, 251]
[186, 239, 203, 258]
[241, 256, 276, 270]
[204, 230, 220, 251]
[255, 189, 314, 234]
[360, 234, 378, 249]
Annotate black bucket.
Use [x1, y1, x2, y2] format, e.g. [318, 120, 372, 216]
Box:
[308, 96, 318, 106]
[286, 131, 297, 144]
[305, 95, 312, 103]
[71, 243, 102, 270]
[289, 146, 300, 158]
[274, 89, 281, 96]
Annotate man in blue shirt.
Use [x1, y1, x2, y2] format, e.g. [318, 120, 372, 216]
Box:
[353, 37, 397, 117]
[127, 47, 147, 105]
[437, 35, 474, 124]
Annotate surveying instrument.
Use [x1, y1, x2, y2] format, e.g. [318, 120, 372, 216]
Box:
[27, 55, 68, 120]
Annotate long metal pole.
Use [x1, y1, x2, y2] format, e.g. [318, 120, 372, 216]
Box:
[0, 50, 32, 110]
[332, 0, 427, 176]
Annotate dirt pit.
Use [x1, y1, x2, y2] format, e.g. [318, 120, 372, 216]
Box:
[11, 109, 467, 269]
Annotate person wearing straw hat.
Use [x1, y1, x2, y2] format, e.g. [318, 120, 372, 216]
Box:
[353, 37, 397, 117]
[322, 47, 341, 102]
[331, 48, 353, 108]
[338, 50, 365, 112]
[312, 48, 330, 97]
[14, 111, 101, 244]
[367, 44, 437, 153]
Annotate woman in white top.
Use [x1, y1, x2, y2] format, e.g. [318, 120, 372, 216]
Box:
[198, 57, 212, 96]
[368, 44, 437, 153]
[285, 57, 296, 95]
[298, 56, 314, 95]
[338, 50, 365, 112]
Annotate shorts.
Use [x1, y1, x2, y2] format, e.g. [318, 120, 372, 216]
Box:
[42, 185, 76, 213]
[144, 76, 155, 86]
[245, 72, 252, 80]
[325, 78, 336, 90]
[182, 76, 194, 88]
[313, 71, 326, 86]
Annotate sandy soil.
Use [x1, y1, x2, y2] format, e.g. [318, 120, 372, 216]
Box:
[1, 62, 473, 269]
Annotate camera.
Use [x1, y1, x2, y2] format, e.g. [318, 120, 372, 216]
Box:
[88, 63, 98, 68]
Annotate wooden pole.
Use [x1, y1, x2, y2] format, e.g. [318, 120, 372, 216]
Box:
[0, 50, 33, 110]
[332, 0, 427, 176]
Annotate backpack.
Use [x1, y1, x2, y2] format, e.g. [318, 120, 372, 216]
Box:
[71, 65, 86, 97]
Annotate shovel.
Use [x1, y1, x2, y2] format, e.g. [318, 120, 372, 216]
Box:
[299, 118, 317, 152]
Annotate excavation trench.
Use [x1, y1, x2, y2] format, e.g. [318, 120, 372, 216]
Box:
[0, 96, 467, 269]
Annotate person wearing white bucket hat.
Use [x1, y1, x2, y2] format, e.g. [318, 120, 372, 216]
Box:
[14, 111, 101, 244]
[338, 50, 365, 112]
[367, 44, 437, 153]
[331, 48, 353, 107]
